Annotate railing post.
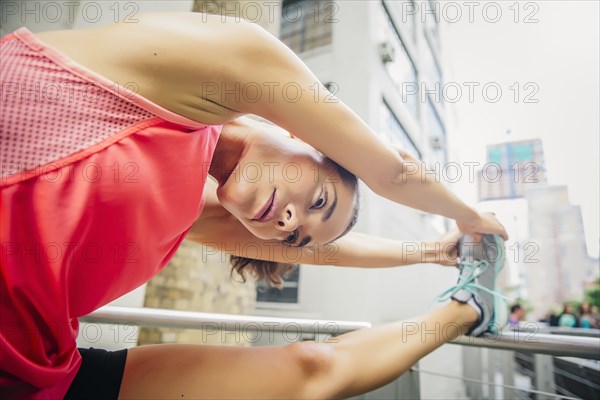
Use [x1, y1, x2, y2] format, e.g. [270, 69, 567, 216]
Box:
[534, 354, 555, 400]
[486, 348, 496, 399]
[500, 350, 515, 399]
[463, 346, 483, 399]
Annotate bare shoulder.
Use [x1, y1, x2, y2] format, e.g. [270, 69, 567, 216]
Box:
[112, 12, 285, 69]
[37, 12, 323, 126]
[35, 12, 289, 123]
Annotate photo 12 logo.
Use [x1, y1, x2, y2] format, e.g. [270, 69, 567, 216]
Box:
[195, 1, 339, 24]
[400, 1, 540, 24]
[402, 81, 540, 105]
[1, 1, 140, 25]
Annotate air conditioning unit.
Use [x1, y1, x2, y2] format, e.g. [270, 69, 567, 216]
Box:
[379, 41, 396, 64]
[430, 137, 443, 149]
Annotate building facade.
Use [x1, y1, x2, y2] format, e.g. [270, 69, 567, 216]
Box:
[525, 185, 595, 319]
[478, 139, 547, 201]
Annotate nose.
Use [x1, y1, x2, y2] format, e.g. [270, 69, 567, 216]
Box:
[275, 203, 300, 232]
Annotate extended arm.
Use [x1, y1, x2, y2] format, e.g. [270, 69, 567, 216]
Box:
[188, 204, 459, 268]
[175, 15, 507, 239]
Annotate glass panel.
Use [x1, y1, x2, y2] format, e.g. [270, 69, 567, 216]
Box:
[379, 3, 419, 118]
[281, 0, 333, 54]
[488, 147, 503, 164]
[380, 100, 421, 159]
[256, 266, 300, 304]
[512, 144, 534, 162]
[385, 0, 417, 43]
[256, 286, 299, 303]
[425, 97, 446, 163]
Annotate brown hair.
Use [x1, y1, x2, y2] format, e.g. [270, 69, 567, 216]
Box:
[230, 158, 360, 289]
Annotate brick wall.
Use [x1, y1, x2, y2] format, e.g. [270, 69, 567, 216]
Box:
[138, 240, 257, 347]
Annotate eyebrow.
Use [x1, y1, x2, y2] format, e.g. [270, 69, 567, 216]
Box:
[296, 185, 338, 248]
[321, 185, 337, 222]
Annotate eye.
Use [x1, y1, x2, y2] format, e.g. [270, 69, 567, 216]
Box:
[282, 230, 299, 247]
[311, 187, 328, 210]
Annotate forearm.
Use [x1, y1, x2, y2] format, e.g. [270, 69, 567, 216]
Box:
[322, 233, 441, 268]
[188, 219, 443, 268]
[378, 159, 479, 223]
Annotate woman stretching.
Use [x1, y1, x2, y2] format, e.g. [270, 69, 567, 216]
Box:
[0, 12, 508, 399]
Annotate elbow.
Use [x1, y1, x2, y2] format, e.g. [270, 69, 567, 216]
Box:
[370, 155, 421, 194]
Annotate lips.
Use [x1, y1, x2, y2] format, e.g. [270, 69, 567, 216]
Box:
[252, 190, 276, 222]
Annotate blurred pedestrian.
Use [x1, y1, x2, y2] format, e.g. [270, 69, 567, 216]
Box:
[579, 302, 596, 329]
[509, 304, 525, 328]
[558, 304, 578, 327]
[591, 306, 600, 329]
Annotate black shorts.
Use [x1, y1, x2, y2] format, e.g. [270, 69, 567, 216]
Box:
[65, 348, 128, 400]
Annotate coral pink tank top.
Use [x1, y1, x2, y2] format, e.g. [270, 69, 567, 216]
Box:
[0, 28, 222, 398]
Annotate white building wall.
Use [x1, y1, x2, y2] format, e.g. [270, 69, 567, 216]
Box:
[524, 185, 592, 319]
[555, 204, 593, 301]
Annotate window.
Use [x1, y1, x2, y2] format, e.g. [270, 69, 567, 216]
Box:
[256, 266, 300, 304]
[280, 0, 333, 54]
[511, 143, 534, 162]
[380, 99, 421, 159]
[425, 96, 444, 139]
[424, 96, 446, 163]
[385, 0, 417, 44]
[487, 146, 503, 164]
[422, 34, 443, 86]
[379, 3, 419, 118]
[425, 0, 440, 44]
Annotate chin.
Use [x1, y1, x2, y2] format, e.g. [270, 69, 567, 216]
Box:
[243, 225, 273, 241]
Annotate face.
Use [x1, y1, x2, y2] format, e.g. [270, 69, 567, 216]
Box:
[565, 305, 573, 313]
[516, 308, 525, 319]
[216, 132, 356, 247]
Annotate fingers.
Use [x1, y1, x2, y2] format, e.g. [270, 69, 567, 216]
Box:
[483, 212, 509, 240]
[438, 227, 459, 243]
[455, 212, 509, 241]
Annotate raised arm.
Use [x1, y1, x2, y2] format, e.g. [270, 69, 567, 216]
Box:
[121, 12, 507, 239]
[179, 15, 506, 239]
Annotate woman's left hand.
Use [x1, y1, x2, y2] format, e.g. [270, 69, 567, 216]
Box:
[456, 211, 509, 241]
[424, 229, 461, 267]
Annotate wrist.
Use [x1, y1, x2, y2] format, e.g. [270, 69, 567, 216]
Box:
[419, 241, 439, 264]
[456, 207, 480, 227]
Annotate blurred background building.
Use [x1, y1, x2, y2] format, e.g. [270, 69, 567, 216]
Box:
[477, 139, 547, 201]
[476, 138, 598, 320]
[525, 185, 597, 319]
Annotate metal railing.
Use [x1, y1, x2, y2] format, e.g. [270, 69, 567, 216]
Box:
[451, 331, 600, 360]
[83, 306, 600, 359]
[82, 305, 372, 337]
[82, 307, 600, 399]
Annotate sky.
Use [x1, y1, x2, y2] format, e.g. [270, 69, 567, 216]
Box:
[443, 0, 599, 257]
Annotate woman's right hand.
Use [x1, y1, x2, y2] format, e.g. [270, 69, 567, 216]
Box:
[456, 212, 509, 241]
